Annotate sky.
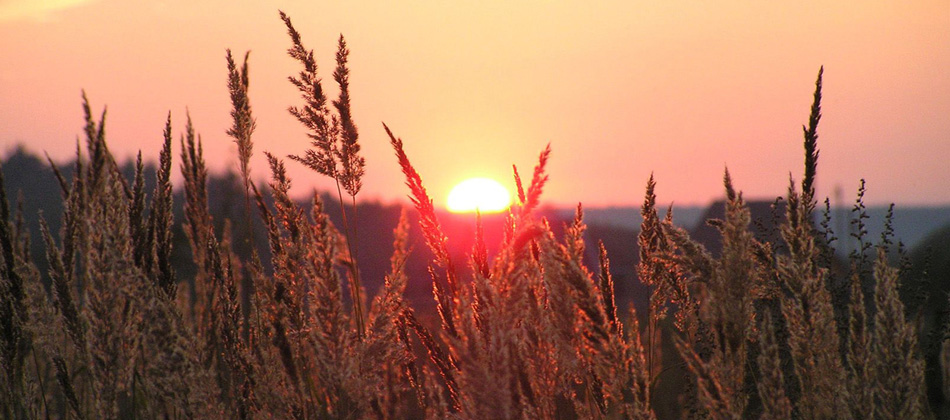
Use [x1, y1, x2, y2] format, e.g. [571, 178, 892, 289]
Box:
[1, 0, 948, 209]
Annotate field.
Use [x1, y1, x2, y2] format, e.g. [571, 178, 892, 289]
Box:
[0, 12, 946, 419]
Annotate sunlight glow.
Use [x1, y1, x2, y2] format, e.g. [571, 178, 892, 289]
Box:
[446, 177, 512, 213]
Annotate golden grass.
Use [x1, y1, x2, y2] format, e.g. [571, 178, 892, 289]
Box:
[0, 11, 937, 419]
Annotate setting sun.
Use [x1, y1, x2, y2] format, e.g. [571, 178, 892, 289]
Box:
[446, 177, 512, 213]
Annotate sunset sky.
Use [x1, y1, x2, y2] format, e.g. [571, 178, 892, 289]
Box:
[1, 1, 948, 208]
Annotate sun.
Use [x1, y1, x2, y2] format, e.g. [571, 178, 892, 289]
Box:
[447, 177, 512, 213]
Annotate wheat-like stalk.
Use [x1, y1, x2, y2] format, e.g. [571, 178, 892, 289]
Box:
[226, 49, 256, 197]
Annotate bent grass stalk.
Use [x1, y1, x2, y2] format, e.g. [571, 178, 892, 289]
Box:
[280, 11, 367, 340]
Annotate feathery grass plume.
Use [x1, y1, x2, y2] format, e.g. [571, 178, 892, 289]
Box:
[712, 172, 762, 407]
[66, 142, 87, 295]
[503, 146, 550, 257]
[247, 195, 306, 420]
[250, 158, 298, 409]
[818, 197, 837, 268]
[880, 203, 896, 250]
[471, 214, 554, 416]
[224, 50, 265, 354]
[129, 151, 149, 270]
[848, 179, 872, 278]
[116, 118, 214, 416]
[431, 147, 556, 418]
[281, 10, 335, 178]
[638, 174, 696, 384]
[657, 220, 716, 419]
[384, 122, 460, 338]
[801, 69, 849, 332]
[267, 155, 326, 331]
[330, 34, 368, 345]
[180, 114, 209, 236]
[259, 151, 402, 417]
[180, 114, 253, 417]
[81, 161, 142, 419]
[40, 142, 92, 361]
[76, 123, 188, 418]
[279, 19, 364, 196]
[565, 204, 586, 264]
[598, 241, 620, 337]
[81, 90, 108, 188]
[250, 180, 281, 258]
[659, 221, 711, 315]
[672, 169, 762, 418]
[871, 247, 927, 418]
[226, 49, 256, 196]
[455, 207, 546, 418]
[281, 11, 367, 339]
[306, 195, 359, 410]
[512, 164, 526, 205]
[179, 113, 216, 328]
[259, 154, 310, 377]
[838, 181, 874, 365]
[538, 214, 649, 417]
[149, 115, 176, 299]
[802, 66, 822, 206]
[332, 35, 365, 197]
[777, 179, 848, 419]
[80, 93, 133, 201]
[514, 144, 551, 219]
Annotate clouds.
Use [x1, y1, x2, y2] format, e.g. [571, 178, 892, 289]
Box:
[0, 0, 99, 23]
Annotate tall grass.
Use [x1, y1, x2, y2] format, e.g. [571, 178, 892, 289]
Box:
[0, 11, 941, 419]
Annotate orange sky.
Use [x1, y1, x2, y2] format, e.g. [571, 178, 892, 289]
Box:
[1, 1, 948, 208]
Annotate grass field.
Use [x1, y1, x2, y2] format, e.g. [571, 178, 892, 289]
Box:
[0, 11, 943, 419]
